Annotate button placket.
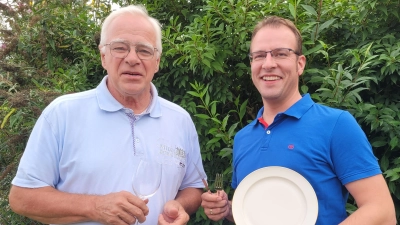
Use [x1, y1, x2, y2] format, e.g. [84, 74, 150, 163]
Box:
[125, 112, 137, 156]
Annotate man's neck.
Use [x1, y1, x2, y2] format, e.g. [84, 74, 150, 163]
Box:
[261, 92, 302, 124]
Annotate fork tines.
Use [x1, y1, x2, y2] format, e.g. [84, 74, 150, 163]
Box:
[215, 173, 223, 195]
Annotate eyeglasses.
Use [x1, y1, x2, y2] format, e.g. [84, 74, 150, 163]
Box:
[249, 48, 300, 62]
[104, 41, 158, 60]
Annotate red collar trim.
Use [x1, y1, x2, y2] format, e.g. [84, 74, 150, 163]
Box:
[258, 116, 269, 129]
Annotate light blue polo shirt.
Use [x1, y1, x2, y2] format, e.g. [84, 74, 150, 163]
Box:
[231, 94, 381, 225]
[12, 76, 206, 225]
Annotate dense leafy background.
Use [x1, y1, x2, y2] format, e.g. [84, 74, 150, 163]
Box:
[1, 0, 399, 224]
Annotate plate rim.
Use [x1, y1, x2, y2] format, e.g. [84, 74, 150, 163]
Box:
[232, 166, 318, 225]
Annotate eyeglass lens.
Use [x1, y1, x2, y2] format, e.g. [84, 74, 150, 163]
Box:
[109, 42, 155, 60]
[250, 48, 293, 62]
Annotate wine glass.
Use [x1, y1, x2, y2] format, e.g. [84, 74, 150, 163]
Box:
[132, 158, 162, 224]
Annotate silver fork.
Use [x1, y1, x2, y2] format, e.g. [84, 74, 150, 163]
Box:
[214, 173, 224, 196]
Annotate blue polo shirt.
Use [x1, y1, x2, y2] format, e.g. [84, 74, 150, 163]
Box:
[232, 94, 381, 225]
[12, 76, 206, 225]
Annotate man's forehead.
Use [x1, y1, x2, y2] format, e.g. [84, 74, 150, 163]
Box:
[106, 16, 157, 46]
[110, 39, 153, 47]
[108, 14, 153, 31]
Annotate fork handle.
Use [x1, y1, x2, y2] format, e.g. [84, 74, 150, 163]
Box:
[201, 179, 210, 191]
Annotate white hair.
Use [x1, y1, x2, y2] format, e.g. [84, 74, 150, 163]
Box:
[99, 5, 162, 55]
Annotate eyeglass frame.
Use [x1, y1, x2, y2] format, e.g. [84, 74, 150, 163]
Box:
[248, 48, 300, 62]
[104, 40, 159, 60]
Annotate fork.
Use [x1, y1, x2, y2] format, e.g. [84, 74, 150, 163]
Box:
[214, 173, 224, 196]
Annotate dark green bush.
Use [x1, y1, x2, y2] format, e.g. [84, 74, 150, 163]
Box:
[1, 0, 399, 224]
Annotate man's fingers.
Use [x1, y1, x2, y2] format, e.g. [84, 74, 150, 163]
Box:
[116, 211, 136, 224]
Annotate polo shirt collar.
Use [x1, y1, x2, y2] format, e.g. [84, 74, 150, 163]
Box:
[147, 82, 162, 118]
[284, 93, 314, 119]
[252, 93, 315, 126]
[96, 76, 122, 112]
[95, 75, 162, 118]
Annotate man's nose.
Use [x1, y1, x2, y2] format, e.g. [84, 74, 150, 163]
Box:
[261, 53, 277, 69]
[124, 49, 141, 64]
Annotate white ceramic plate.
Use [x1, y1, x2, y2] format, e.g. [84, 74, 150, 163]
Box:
[232, 166, 318, 225]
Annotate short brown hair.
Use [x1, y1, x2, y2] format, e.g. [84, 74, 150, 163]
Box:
[251, 16, 303, 55]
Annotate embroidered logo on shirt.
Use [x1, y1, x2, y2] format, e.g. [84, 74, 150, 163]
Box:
[175, 147, 186, 158]
[159, 145, 186, 158]
[159, 144, 186, 168]
[288, 144, 295, 150]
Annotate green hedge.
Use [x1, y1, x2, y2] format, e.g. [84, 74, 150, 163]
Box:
[1, 0, 399, 224]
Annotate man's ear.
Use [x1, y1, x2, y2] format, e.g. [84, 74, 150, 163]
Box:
[99, 45, 107, 70]
[297, 55, 306, 76]
[155, 53, 161, 73]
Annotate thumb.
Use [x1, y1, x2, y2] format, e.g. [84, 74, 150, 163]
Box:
[163, 201, 180, 219]
[164, 205, 179, 218]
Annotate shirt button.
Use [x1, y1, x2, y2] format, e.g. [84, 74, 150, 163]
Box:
[266, 130, 271, 134]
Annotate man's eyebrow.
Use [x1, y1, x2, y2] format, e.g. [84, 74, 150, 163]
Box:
[135, 42, 154, 48]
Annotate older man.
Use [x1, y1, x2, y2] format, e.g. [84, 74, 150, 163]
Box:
[9, 5, 205, 225]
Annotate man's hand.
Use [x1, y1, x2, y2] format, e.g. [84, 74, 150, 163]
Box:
[201, 190, 231, 221]
[8, 186, 150, 225]
[93, 191, 149, 225]
[158, 200, 189, 225]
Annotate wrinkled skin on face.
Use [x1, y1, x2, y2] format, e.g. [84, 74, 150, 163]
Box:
[99, 14, 160, 110]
